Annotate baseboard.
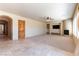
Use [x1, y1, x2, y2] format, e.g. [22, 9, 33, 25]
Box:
[26, 33, 46, 39]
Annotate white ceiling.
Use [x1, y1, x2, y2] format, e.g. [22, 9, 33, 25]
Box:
[0, 3, 77, 21]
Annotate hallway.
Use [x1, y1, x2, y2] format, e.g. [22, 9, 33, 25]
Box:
[0, 16, 12, 40]
[0, 35, 9, 41]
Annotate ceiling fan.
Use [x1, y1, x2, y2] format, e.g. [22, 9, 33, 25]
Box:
[46, 16, 54, 22]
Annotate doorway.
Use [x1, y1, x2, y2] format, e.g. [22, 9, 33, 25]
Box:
[0, 21, 8, 35]
[0, 24, 5, 35]
[18, 20, 25, 40]
[0, 16, 12, 40]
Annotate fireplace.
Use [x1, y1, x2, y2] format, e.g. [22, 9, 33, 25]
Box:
[64, 30, 69, 35]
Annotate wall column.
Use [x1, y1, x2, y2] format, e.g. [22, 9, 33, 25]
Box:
[60, 21, 64, 35]
[12, 19, 18, 40]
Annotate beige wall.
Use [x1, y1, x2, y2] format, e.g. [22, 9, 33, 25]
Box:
[0, 10, 47, 40]
[26, 19, 47, 38]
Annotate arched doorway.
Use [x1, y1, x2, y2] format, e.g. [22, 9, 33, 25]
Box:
[0, 15, 12, 40]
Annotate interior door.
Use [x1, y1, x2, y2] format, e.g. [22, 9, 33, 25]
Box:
[18, 20, 25, 40]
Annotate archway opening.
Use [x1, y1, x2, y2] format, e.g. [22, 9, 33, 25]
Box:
[0, 15, 12, 40]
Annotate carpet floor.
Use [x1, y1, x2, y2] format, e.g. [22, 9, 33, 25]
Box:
[0, 34, 75, 56]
